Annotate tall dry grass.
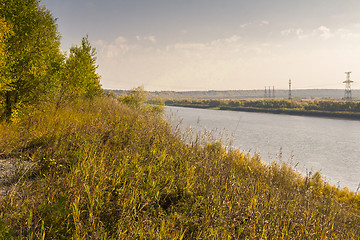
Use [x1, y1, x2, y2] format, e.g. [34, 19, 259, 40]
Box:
[0, 96, 359, 239]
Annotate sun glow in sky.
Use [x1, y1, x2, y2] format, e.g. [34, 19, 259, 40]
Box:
[42, 0, 360, 91]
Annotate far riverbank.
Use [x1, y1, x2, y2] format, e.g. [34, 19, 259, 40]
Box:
[165, 99, 360, 120]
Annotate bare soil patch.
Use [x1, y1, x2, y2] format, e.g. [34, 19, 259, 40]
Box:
[0, 159, 36, 198]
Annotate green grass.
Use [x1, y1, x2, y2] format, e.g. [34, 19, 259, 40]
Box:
[0, 96, 359, 239]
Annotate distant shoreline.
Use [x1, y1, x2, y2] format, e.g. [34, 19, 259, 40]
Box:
[166, 103, 360, 120]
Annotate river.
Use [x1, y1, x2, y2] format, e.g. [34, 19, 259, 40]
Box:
[166, 106, 360, 191]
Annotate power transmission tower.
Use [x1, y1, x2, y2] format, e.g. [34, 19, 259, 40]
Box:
[288, 79, 292, 100]
[343, 72, 353, 101]
[273, 86, 275, 99]
[264, 86, 267, 99]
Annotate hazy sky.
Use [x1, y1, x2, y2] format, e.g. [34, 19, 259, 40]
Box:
[41, 0, 360, 91]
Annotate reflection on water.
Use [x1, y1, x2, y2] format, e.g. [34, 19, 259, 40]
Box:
[167, 106, 360, 191]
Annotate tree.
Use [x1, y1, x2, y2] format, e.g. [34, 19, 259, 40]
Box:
[118, 86, 146, 109]
[58, 36, 102, 104]
[0, 17, 13, 97]
[0, 0, 63, 119]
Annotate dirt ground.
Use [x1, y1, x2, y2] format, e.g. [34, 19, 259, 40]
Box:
[0, 159, 35, 198]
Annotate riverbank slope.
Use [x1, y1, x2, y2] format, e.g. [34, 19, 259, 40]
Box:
[0, 96, 359, 238]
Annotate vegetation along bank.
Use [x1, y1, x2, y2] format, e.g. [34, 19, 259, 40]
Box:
[165, 99, 360, 120]
[1, 90, 360, 238]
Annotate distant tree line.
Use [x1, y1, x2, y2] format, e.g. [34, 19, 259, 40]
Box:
[0, 0, 102, 120]
[165, 99, 360, 114]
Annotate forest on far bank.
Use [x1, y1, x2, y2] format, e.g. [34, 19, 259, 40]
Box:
[165, 98, 360, 119]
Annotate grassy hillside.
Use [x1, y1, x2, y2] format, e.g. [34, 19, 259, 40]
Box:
[0, 96, 360, 239]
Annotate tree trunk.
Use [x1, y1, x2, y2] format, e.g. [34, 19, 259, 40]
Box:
[4, 91, 15, 120]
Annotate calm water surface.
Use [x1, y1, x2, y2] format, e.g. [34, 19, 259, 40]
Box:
[166, 106, 360, 191]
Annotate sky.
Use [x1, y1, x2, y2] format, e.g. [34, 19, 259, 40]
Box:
[41, 0, 360, 91]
